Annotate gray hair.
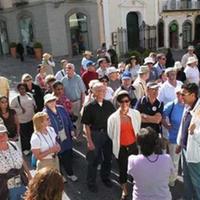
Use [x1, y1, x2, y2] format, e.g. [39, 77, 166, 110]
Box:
[91, 82, 104, 93]
[66, 63, 75, 70]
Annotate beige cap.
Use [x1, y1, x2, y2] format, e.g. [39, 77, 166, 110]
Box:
[138, 65, 149, 74]
[44, 93, 56, 105]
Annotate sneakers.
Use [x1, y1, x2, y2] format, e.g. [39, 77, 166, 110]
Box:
[67, 175, 78, 182]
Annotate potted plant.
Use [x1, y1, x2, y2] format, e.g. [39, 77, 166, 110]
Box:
[9, 42, 17, 58]
[33, 42, 43, 61]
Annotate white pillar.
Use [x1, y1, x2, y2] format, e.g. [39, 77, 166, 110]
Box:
[165, 20, 169, 48]
[102, 0, 112, 48]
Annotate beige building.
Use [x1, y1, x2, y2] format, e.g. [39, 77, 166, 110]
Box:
[158, 0, 200, 49]
[0, 0, 101, 56]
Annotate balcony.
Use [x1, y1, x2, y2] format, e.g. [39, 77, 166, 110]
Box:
[13, 0, 29, 7]
[163, 1, 200, 11]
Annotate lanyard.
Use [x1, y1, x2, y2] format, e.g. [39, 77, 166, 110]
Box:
[37, 132, 55, 149]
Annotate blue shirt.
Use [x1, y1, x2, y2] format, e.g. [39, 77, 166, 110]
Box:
[154, 62, 165, 77]
[61, 74, 86, 101]
[163, 100, 184, 144]
[44, 105, 74, 153]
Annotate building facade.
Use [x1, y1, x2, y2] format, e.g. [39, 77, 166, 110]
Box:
[0, 0, 100, 56]
[158, 0, 200, 49]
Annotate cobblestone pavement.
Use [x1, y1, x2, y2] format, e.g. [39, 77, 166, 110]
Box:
[0, 51, 185, 200]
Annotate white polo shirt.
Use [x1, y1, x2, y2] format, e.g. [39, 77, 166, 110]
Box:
[184, 65, 200, 86]
[158, 80, 183, 105]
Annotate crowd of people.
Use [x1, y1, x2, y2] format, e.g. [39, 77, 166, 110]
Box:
[0, 45, 200, 200]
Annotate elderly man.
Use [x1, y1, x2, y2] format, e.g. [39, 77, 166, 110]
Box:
[96, 58, 109, 78]
[113, 71, 137, 108]
[107, 66, 121, 91]
[81, 60, 98, 91]
[144, 57, 158, 81]
[184, 56, 199, 86]
[158, 67, 183, 105]
[153, 53, 166, 77]
[181, 45, 198, 68]
[176, 83, 200, 199]
[135, 82, 163, 134]
[133, 65, 150, 100]
[62, 63, 86, 139]
[55, 59, 68, 81]
[81, 82, 115, 193]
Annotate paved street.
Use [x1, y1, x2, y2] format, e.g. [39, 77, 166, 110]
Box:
[0, 53, 185, 200]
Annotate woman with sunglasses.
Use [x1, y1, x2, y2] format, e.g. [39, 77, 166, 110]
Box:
[99, 75, 114, 101]
[43, 93, 78, 182]
[0, 96, 20, 142]
[107, 90, 141, 200]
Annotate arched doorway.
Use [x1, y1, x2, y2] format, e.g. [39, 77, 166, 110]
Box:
[19, 16, 34, 53]
[182, 21, 192, 48]
[158, 20, 164, 47]
[126, 12, 139, 50]
[169, 22, 179, 49]
[69, 12, 89, 56]
[0, 20, 9, 55]
[195, 15, 200, 41]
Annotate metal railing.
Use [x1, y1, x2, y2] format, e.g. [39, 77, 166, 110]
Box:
[163, 1, 200, 11]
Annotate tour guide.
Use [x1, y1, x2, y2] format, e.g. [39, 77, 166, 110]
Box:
[81, 82, 115, 193]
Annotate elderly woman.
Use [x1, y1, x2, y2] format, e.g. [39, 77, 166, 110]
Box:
[0, 124, 31, 200]
[108, 91, 141, 200]
[42, 53, 55, 75]
[10, 83, 35, 155]
[21, 73, 44, 112]
[30, 112, 60, 171]
[128, 127, 175, 200]
[24, 167, 64, 200]
[0, 96, 20, 142]
[43, 93, 78, 182]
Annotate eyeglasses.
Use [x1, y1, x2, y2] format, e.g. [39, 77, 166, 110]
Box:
[101, 80, 108, 83]
[120, 99, 130, 103]
[180, 93, 191, 96]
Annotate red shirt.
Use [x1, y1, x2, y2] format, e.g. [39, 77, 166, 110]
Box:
[81, 71, 98, 90]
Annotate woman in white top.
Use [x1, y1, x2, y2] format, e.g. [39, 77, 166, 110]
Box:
[10, 83, 36, 155]
[0, 124, 31, 200]
[30, 112, 60, 171]
[99, 75, 114, 101]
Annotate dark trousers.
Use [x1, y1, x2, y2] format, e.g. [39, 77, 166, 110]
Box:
[117, 143, 138, 184]
[20, 121, 33, 151]
[86, 130, 112, 186]
[59, 149, 74, 176]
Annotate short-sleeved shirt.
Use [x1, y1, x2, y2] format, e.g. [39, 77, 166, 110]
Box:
[62, 74, 86, 101]
[128, 154, 174, 200]
[81, 99, 115, 130]
[135, 96, 163, 133]
[184, 66, 200, 85]
[0, 76, 9, 97]
[31, 126, 57, 159]
[163, 100, 184, 144]
[81, 71, 99, 90]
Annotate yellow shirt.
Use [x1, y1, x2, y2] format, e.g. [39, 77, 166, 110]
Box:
[0, 76, 9, 97]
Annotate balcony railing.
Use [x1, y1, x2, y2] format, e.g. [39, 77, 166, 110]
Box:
[163, 1, 200, 11]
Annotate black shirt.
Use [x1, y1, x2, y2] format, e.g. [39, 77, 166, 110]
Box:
[81, 99, 115, 130]
[135, 96, 163, 133]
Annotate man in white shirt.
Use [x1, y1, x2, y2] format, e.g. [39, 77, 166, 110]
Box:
[158, 67, 183, 105]
[184, 57, 199, 86]
[181, 45, 198, 68]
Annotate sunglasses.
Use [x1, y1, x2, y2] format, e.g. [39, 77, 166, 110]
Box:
[101, 80, 108, 82]
[120, 99, 130, 103]
[161, 58, 166, 60]
[0, 100, 8, 104]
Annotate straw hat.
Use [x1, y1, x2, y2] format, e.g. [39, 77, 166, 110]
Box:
[186, 57, 198, 65]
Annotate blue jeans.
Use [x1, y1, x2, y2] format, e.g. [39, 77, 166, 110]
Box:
[182, 150, 200, 200]
[8, 185, 26, 200]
